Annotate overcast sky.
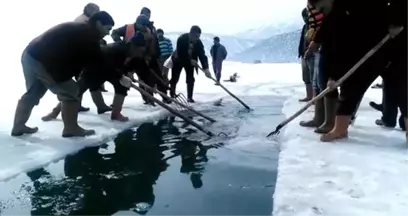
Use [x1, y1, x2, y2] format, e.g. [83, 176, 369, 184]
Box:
[2, 0, 305, 36]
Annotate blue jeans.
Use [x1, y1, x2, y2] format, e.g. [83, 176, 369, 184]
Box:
[302, 57, 314, 85]
[312, 51, 324, 94]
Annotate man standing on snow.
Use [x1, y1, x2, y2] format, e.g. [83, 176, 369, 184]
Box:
[170, 25, 211, 103]
[210, 36, 227, 85]
[156, 28, 173, 81]
[11, 11, 118, 138]
[299, 0, 334, 133]
[298, 8, 313, 102]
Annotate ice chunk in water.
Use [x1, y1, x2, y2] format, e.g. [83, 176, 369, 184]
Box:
[133, 202, 151, 213]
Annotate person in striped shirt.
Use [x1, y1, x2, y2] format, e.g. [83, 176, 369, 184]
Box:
[156, 29, 173, 81]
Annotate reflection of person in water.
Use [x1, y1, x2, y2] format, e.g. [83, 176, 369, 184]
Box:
[170, 138, 220, 189]
[110, 123, 168, 214]
[26, 168, 56, 215]
[26, 122, 168, 215]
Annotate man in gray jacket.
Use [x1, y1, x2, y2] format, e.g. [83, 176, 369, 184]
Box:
[210, 37, 227, 84]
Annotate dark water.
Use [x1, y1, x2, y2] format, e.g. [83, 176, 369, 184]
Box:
[0, 95, 285, 215]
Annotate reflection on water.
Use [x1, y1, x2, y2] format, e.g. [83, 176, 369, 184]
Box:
[24, 118, 223, 215]
[1, 95, 283, 215]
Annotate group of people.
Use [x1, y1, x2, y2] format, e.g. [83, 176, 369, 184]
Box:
[297, 0, 407, 144]
[10, 3, 214, 138]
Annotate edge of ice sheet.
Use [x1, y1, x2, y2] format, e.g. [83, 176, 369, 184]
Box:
[273, 88, 408, 216]
[0, 91, 221, 182]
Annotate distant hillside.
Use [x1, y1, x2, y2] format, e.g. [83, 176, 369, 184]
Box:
[233, 22, 302, 40]
[229, 29, 301, 63]
[165, 32, 257, 59]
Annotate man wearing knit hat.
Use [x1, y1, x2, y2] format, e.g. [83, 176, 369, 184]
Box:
[126, 15, 171, 105]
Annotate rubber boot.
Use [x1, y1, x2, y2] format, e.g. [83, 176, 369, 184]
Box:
[100, 83, 108, 92]
[111, 94, 129, 122]
[162, 96, 172, 104]
[399, 116, 406, 131]
[78, 95, 90, 112]
[11, 100, 39, 136]
[187, 82, 195, 103]
[90, 91, 112, 114]
[61, 101, 95, 138]
[78, 105, 90, 112]
[170, 84, 176, 98]
[369, 101, 382, 112]
[41, 103, 62, 121]
[299, 84, 313, 102]
[320, 115, 350, 142]
[405, 118, 408, 147]
[299, 98, 324, 127]
[315, 97, 337, 134]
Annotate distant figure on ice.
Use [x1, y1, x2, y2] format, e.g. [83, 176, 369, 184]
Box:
[10, 11, 118, 138]
[156, 28, 173, 82]
[210, 36, 228, 84]
[170, 25, 211, 103]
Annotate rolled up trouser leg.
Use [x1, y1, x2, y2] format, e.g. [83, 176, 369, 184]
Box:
[12, 50, 49, 135]
[44, 78, 94, 137]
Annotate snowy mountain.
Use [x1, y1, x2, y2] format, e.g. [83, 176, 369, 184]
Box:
[230, 29, 301, 63]
[165, 32, 257, 59]
[164, 24, 302, 64]
[233, 22, 302, 40]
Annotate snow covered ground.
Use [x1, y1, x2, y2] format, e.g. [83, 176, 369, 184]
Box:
[1, 60, 407, 215]
[273, 80, 408, 214]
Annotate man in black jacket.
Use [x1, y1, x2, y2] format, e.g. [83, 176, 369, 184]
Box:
[41, 41, 134, 123]
[170, 25, 211, 103]
[10, 11, 128, 138]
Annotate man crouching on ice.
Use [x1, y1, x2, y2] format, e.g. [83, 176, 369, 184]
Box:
[125, 15, 172, 106]
[10, 11, 126, 138]
[40, 41, 135, 123]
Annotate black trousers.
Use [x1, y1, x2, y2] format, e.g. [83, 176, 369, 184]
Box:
[336, 43, 407, 117]
[381, 56, 407, 122]
[170, 61, 195, 98]
[79, 70, 129, 97]
[319, 47, 339, 99]
[381, 76, 400, 126]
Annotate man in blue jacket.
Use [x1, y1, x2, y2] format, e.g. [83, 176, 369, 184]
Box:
[210, 37, 227, 84]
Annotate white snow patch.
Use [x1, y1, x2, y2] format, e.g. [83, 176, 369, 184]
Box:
[274, 85, 408, 216]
